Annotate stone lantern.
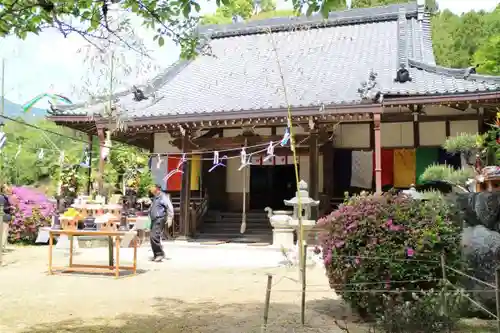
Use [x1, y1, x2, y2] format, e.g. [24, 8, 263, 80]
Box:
[284, 180, 320, 244]
[264, 207, 294, 249]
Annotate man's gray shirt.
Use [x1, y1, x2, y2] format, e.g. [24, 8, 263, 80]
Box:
[149, 192, 174, 220]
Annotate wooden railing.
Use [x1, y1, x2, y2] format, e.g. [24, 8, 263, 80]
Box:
[169, 192, 208, 237]
[190, 194, 209, 235]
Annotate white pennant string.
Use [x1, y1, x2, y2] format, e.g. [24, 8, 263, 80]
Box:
[238, 147, 250, 171]
[0, 132, 6, 151]
[156, 153, 162, 169]
[80, 146, 90, 168]
[101, 131, 112, 160]
[14, 144, 21, 159]
[281, 127, 290, 146]
[213, 151, 219, 165]
[58, 150, 65, 165]
[164, 153, 187, 181]
[38, 148, 44, 160]
[263, 141, 275, 162]
[209, 151, 226, 172]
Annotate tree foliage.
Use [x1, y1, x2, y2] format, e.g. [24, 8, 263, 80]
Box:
[432, 6, 500, 73]
[0, 119, 150, 197]
[201, 0, 295, 25]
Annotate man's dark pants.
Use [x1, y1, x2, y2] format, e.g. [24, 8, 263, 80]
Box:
[150, 217, 166, 257]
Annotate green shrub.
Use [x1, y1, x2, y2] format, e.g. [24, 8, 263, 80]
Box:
[317, 192, 463, 319]
[376, 289, 465, 333]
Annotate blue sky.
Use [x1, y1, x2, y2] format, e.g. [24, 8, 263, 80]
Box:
[0, 0, 497, 106]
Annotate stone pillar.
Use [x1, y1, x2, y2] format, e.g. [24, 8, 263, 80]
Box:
[374, 113, 382, 193]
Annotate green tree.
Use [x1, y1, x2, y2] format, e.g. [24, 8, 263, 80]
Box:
[201, 0, 295, 25]
[474, 35, 500, 75]
[0, 0, 204, 57]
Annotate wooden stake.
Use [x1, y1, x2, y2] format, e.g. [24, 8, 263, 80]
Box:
[495, 266, 500, 333]
[262, 274, 273, 333]
[440, 254, 447, 316]
[301, 243, 307, 326]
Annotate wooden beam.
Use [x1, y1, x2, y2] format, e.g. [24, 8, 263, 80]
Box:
[172, 134, 318, 151]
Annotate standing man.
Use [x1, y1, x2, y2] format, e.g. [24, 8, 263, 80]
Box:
[149, 184, 174, 262]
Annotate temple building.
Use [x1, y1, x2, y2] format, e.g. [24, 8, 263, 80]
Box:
[48, 1, 500, 241]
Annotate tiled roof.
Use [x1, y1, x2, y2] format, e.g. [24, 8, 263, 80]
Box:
[50, 2, 500, 119]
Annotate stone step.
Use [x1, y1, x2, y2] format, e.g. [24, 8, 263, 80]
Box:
[207, 211, 268, 218]
[205, 219, 269, 224]
[202, 224, 270, 231]
[195, 233, 272, 242]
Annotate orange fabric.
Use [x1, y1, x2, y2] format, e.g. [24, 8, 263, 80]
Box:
[393, 149, 416, 188]
[166, 156, 182, 191]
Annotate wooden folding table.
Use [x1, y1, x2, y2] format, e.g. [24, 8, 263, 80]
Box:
[48, 229, 138, 278]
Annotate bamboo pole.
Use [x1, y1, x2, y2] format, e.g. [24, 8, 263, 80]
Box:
[261, 274, 273, 332]
[300, 243, 307, 325]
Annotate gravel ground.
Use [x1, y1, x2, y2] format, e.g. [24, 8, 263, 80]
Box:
[0, 245, 368, 333]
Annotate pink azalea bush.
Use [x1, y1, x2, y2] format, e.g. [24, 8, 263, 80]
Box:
[317, 191, 462, 319]
[7, 187, 55, 244]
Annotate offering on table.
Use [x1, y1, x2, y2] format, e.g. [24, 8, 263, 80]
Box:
[63, 207, 80, 218]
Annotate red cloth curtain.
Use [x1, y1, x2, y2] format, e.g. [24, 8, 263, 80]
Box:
[166, 157, 183, 191]
[381, 149, 394, 186]
[373, 149, 394, 186]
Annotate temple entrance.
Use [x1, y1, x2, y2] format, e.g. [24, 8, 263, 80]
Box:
[250, 164, 297, 210]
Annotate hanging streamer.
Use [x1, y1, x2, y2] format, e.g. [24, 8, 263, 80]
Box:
[14, 144, 21, 159]
[263, 141, 275, 162]
[238, 147, 250, 171]
[22, 93, 72, 113]
[38, 148, 44, 160]
[58, 150, 65, 165]
[281, 127, 290, 146]
[164, 153, 187, 181]
[0, 132, 6, 151]
[80, 146, 90, 168]
[156, 153, 162, 169]
[101, 131, 112, 161]
[209, 151, 227, 172]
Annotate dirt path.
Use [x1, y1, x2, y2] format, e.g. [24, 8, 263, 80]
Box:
[0, 245, 367, 333]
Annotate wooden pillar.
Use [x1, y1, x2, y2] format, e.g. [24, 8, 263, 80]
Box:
[96, 128, 106, 195]
[413, 105, 421, 148]
[179, 134, 192, 239]
[149, 133, 155, 153]
[86, 133, 93, 195]
[374, 113, 382, 193]
[322, 143, 334, 197]
[478, 107, 485, 134]
[309, 127, 319, 220]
